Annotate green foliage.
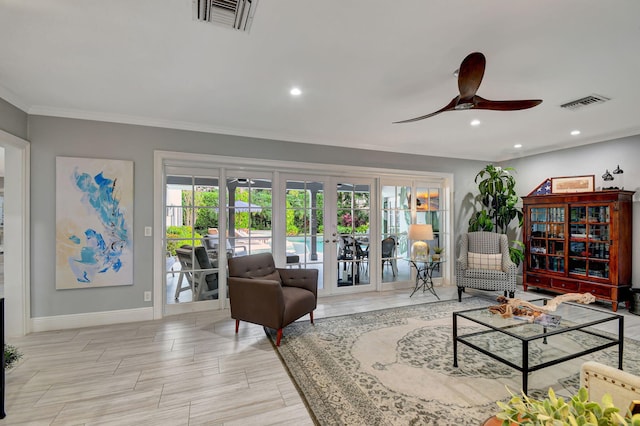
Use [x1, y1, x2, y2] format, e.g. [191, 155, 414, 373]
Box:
[4, 344, 22, 369]
[509, 241, 525, 267]
[469, 164, 524, 266]
[473, 164, 523, 234]
[433, 246, 444, 255]
[496, 387, 640, 426]
[468, 210, 495, 232]
[194, 191, 219, 233]
[166, 226, 202, 255]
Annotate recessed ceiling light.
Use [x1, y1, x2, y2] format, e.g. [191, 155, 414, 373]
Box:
[470, 119, 481, 126]
[570, 129, 581, 136]
[290, 87, 302, 96]
[514, 144, 522, 149]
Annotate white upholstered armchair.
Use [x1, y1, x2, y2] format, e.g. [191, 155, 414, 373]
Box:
[455, 231, 517, 302]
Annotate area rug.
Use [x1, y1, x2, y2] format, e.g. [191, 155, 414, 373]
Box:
[267, 297, 640, 426]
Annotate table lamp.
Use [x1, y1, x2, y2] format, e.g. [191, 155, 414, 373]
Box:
[408, 224, 434, 260]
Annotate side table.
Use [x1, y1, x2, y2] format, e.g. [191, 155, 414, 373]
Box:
[405, 257, 444, 299]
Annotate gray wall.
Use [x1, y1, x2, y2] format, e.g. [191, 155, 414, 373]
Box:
[0, 98, 28, 140]
[29, 115, 486, 318]
[505, 135, 640, 286]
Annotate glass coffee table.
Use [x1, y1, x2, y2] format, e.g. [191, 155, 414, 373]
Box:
[453, 298, 623, 394]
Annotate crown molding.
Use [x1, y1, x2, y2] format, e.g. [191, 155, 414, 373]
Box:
[0, 84, 30, 112]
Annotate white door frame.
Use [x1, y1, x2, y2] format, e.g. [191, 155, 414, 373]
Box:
[0, 129, 30, 337]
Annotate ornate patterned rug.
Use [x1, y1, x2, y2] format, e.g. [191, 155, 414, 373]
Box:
[267, 297, 640, 426]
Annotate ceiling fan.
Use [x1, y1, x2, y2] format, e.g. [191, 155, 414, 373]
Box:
[394, 52, 542, 123]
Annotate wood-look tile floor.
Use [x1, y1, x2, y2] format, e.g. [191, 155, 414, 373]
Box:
[6, 286, 640, 425]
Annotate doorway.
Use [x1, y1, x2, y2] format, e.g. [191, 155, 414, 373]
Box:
[281, 175, 373, 295]
[0, 130, 29, 337]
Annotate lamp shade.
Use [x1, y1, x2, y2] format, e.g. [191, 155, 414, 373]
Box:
[408, 224, 434, 260]
[408, 224, 434, 241]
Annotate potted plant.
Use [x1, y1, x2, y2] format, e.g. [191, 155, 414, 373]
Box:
[469, 164, 525, 266]
[487, 387, 640, 426]
[4, 344, 22, 369]
[431, 246, 444, 261]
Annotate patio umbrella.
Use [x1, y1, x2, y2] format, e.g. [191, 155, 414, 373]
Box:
[228, 200, 262, 213]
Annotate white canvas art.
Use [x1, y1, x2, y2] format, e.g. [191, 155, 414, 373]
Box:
[56, 157, 134, 289]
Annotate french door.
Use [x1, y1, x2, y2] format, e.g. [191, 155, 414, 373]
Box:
[282, 174, 374, 295]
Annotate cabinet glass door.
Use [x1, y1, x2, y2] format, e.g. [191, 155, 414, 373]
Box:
[529, 206, 565, 273]
[568, 204, 610, 279]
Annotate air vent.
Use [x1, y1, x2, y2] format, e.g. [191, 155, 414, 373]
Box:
[560, 94, 610, 111]
[194, 0, 258, 32]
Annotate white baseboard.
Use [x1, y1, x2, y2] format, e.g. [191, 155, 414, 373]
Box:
[30, 307, 154, 333]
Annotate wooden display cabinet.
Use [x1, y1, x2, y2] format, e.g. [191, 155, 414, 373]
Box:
[522, 190, 634, 311]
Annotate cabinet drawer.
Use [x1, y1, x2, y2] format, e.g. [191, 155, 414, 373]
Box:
[551, 279, 579, 292]
[579, 283, 612, 298]
[526, 274, 550, 286]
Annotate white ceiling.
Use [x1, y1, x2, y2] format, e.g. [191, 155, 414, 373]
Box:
[1, 0, 640, 162]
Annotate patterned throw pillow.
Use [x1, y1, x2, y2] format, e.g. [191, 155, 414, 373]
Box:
[467, 252, 502, 271]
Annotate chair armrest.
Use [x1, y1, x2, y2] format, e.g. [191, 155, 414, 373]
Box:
[581, 361, 640, 409]
[502, 258, 517, 274]
[228, 277, 285, 325]
[278, 268, 318, 298]
[456, 255, 468, 270]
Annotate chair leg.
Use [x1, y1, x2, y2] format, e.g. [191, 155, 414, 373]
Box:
[504, 291, 508, 297]
[509, 291, 515, 298]
[276, 328, 283, 346]
[310, 311, 314, 324]
[235, 319, 240, 334]
[457, 287, 464, 302]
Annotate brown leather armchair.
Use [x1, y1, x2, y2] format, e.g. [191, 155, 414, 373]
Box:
[228, 252, 318, 346]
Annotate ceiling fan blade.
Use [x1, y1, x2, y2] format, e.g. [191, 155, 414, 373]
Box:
[458, 52, 486, 99]
[393, 97, 458, 123]
[474, 96, 542, 111]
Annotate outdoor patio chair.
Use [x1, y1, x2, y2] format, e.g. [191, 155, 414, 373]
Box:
[381, 236, 397, 277]
[174, 245, 219, 301]
[228, 252, 318, 346]
[455, 231, 516, 301]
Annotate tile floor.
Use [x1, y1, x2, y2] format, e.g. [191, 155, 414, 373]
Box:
[4, 285, 640, 425]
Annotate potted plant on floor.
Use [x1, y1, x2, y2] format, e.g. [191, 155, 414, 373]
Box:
[4, 344, 22, 369]
[484, 387, 640, 425]
[469, 164, 524, 266]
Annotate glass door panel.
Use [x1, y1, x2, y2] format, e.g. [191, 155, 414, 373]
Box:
[528, 206, 566, 275]
[588, 206, 609, 223]
[336, 181, 371, 288]
[589, 242, 609, 259]
[165, 174, 221, 308]
[226, 176, 273, 256]
[590, 224, 609, 241]
[416, 186, 442, 278]
[569, 203, 610, 280]
[284, 179, 325, 289]
[381, 185, 411, 283]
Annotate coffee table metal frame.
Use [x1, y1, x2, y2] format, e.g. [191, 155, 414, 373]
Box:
[452, 298, 623, 394]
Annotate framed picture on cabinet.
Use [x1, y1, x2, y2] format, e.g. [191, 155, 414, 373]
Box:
[551, 175, 595, 194]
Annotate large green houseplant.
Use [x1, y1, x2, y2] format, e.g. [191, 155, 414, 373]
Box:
[468, 164, 524, 265]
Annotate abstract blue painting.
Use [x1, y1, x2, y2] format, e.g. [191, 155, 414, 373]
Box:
[56, 157, 134, 289]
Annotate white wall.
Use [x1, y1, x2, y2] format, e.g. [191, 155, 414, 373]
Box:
[28, 115, 485, 318]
